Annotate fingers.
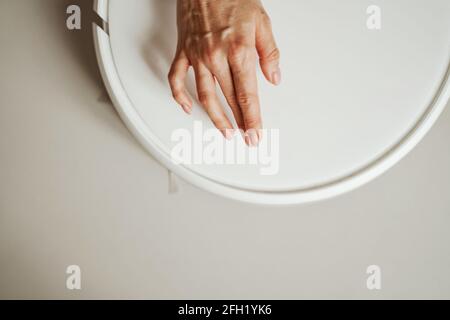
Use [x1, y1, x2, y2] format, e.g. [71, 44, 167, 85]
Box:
[168, 51, 193, 114]
[229, 45, 262, 146]
[193, 63, 234, 139]
[256, 13, 281, 86]
[213, 66, 246, 131]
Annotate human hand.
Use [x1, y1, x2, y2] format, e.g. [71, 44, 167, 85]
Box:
[168, 0, 281, 145]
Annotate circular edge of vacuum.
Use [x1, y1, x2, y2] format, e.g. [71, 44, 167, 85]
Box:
[92, 0, 450, 205]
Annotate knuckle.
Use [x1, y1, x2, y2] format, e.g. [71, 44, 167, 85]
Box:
[168, 74, 177, 86]
[198, 91, 213, 106]
[245, 115, 261, 129]
[167, 69, 175, 83]
[168, 68, 181, 85]
[237, 92, 257, 109]
[172, 91, 183, 101]
[265, 47, 280, 61]
[228, 43, 249, 64]
[225, 94, 239, 108]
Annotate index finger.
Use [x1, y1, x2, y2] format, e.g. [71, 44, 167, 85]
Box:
[228, 45, 262, 146]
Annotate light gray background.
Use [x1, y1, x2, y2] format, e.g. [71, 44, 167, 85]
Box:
[0, 0, 449, 299]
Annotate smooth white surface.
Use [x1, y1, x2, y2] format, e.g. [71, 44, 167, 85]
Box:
[2, 0, 450, 299]
[97, 0, 450, 203]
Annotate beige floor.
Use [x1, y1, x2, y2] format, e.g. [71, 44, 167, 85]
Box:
[1, 0, 449, 299]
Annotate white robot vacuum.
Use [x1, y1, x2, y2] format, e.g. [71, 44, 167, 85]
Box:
[93, 0, 450, 205]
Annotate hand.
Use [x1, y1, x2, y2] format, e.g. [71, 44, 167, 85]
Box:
[168, 0, 281, 145]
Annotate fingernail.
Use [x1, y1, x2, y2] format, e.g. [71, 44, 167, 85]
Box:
[222, 129, 234, 140]
[244, 133, 251, 146]
[257, 129, 264, 141]
[272, 68, 281, 86]
[181, 104, 192, 114]
[248, 130, 259, 146]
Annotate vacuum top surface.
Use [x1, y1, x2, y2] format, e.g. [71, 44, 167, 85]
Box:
[94, 0, 450, 203]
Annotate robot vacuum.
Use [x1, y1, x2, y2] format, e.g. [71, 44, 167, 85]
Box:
[93, 0, 450, 204]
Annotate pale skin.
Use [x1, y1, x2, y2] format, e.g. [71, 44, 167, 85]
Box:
[168, 0, 281, 146]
